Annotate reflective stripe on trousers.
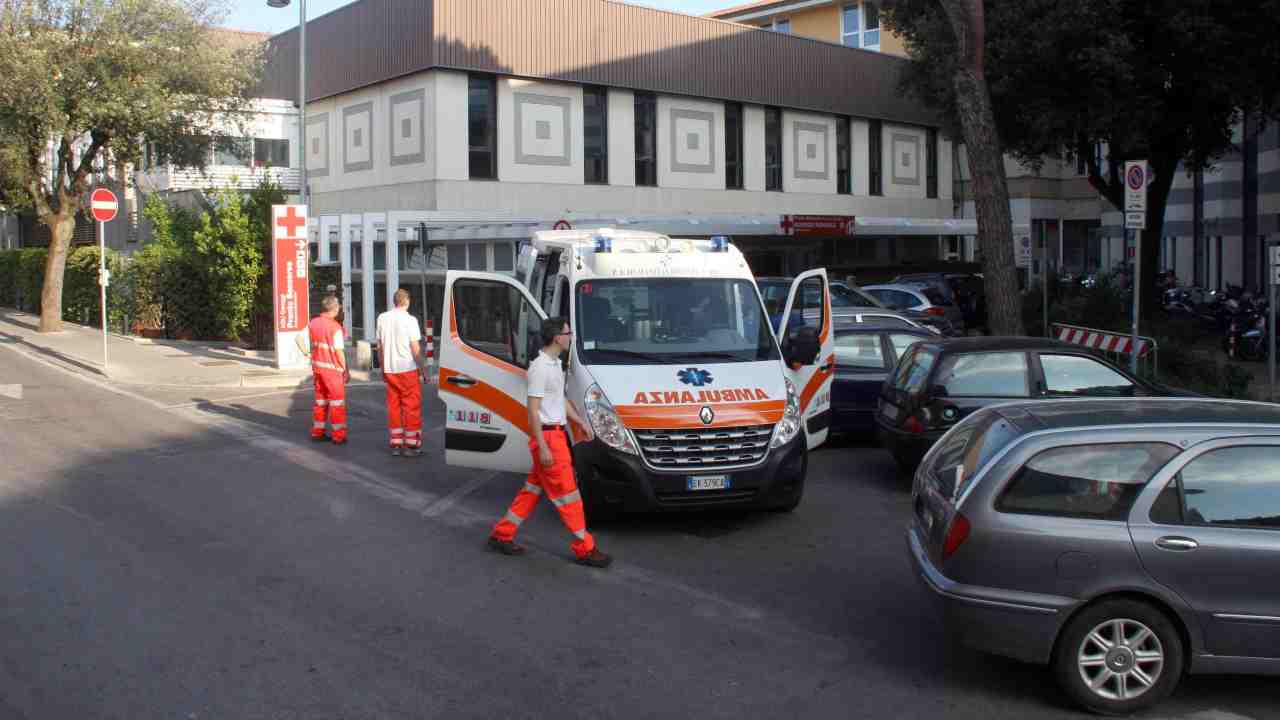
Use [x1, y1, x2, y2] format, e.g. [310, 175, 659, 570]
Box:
[312, 370, 348, 441]
[385, 370, 423, 448]
[490, 430, 594, 558]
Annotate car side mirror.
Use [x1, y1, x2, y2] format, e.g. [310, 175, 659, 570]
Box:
[783, 325, 821, 366]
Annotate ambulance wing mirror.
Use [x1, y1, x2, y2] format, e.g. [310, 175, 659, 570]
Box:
[783, 325, 820, 367]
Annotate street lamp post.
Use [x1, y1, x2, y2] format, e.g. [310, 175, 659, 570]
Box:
[267, 0, 306, 207]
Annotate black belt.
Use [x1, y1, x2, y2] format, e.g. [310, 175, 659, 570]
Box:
[541, 424, 565, 431]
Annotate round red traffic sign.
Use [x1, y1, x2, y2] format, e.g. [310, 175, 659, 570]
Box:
[553, 219, 572, 230]
[1126, 164, 1145, 191]
[90, 188, 118, 223]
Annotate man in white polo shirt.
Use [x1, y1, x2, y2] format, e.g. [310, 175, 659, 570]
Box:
[487, 317, 612, 568]
[376, 289, 428, 457]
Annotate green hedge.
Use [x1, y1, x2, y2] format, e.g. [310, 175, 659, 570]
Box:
[0, 246, 128, 328]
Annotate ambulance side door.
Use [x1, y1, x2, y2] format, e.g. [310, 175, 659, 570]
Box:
[440, 270, 548, 472]
[778, 269, 835, 449]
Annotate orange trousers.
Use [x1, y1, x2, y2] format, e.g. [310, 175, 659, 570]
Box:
[492, 429, 595, 558]
[384, 370, 423, 448]
[312, 371, 347, 442]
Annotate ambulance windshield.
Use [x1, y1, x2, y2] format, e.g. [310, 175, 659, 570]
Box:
[574, 278, 779, 365]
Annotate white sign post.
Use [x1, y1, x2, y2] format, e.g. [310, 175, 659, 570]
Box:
[89, 188, 118, 374]
[1124, 161, 1149, 374]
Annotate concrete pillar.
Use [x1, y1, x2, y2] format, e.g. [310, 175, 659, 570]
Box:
[361, 212, 378, 341]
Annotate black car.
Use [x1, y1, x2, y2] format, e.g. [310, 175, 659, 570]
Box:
[875, 337, 1186, 469]
[831, 322, 935, 435]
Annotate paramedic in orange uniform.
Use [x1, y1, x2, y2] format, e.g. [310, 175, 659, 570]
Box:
[308, 295, 350, 444]
[487, 317, 612, 568]
[376, 288, 428, 457]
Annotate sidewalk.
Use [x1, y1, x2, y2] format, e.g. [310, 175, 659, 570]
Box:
[0, 307, 382, 389]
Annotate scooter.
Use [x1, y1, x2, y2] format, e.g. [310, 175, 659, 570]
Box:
[1225, 303, 1269, 361]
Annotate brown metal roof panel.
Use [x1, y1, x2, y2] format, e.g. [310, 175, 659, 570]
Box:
[259, 0, 935, 126]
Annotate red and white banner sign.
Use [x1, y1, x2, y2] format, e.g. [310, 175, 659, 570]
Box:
[780, 214, 855, 237]
[1054, 324, 1150, 357]
[272, 204, 309, 369]
[90, 188, 118, 223]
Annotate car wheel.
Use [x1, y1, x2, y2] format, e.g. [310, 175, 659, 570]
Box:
[1052, 599, 1184, 716]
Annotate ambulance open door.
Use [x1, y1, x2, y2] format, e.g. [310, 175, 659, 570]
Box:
[439, 270, 548, 473]
[777, 269, 835, 449]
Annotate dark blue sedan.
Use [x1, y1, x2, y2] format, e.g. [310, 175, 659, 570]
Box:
[831, 322, 935, 436]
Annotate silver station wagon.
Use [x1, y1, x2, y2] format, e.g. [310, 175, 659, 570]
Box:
[906, 398, 1280, 715]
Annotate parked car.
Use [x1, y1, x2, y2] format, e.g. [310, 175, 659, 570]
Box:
[759, 277, 952, 335]
[907, 398, 1280, 715]
[829, 322, 935, 435]
[863, 283, 967, 335]
[875, 337, 1186, 470]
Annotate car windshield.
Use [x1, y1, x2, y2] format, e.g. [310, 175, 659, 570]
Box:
[575, 278, 780, 365]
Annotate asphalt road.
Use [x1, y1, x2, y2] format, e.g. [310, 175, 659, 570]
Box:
[0, 344, 1274, 720]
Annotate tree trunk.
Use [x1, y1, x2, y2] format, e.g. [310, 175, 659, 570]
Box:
[38, 212, 76, 333]
[1138, 153, 1178, 326]
[942, 0, 1024, 335]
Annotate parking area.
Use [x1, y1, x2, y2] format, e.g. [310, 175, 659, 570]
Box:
[1, 343, 1273, 720]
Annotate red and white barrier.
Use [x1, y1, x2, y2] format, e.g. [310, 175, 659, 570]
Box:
[1053, 324, 1150, 357]
[424, 318, 435, 362]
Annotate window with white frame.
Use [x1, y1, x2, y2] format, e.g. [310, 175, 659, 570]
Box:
[841, 2, 881, 50]
[770, 17, 791, 33]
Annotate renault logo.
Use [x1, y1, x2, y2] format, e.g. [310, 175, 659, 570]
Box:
[699, 406, 715, 425]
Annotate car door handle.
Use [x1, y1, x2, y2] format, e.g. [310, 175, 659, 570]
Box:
[1155, 536, 1199, 552]
[446, 374, 477, 387]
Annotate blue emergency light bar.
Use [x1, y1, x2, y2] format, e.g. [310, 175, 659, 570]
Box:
[593, 235, 612, 253]
[710, 236, 730, 252]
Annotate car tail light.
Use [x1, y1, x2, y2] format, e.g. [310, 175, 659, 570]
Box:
[924, 307, 946, 316]
[903, 415, 925, 434]
[942, 512, 971, 561]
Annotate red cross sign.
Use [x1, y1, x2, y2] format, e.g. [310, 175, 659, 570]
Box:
[274, 204, 307, 239]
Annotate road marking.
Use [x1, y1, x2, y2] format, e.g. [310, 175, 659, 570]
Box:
[420, 471, 500, 518]
[0, 383, 21, 399]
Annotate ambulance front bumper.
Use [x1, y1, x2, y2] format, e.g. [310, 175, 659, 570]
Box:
[573, 430, 807, 512]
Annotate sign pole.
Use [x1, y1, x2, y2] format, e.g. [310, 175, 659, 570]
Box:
[1269, 241, 1278, 401]
[99, 219, 108, 374]
[1130, 229, 1141, 374]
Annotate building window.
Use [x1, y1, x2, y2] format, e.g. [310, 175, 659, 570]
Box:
[468, 74, 497, 180]
[725, 102, 744, 190]
[254, 138, 290, 168]
[770, 18, 791, 33]
[584, 86, 608, 185]
[213, 137, 251, 166]
[634, 92, 657, 187]
[837, 116, 851, 195]
[493, 242, 514, 272]
[842, 2, 881, 49]
[765, 107, 782, 192]
[926, 128, 938, 198]
[868, 119, 883, 195]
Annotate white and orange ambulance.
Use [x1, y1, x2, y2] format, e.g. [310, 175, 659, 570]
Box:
[438, 228, 833, 512]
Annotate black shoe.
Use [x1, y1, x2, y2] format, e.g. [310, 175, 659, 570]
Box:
[390, 447, 402, 457]
[311, 434, 328, 442]
[487, 537, 526, 556]
[575, 549, 612, 568]
[403, 447, 422, 457]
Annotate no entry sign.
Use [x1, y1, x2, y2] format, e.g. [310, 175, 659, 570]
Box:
[90, 188, 118, 223]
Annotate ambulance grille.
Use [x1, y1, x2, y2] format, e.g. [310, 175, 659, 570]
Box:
[633, 424, 774, 470]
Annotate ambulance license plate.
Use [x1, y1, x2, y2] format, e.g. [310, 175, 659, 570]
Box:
[687, 475, 730, 491]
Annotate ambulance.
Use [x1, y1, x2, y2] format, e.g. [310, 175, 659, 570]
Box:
[438, 228, 834, 513]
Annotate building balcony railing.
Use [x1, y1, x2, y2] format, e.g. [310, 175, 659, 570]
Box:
[136, 164, 301, 193]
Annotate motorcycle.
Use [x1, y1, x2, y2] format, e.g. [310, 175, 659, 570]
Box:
[1225, 301, 1270, 361]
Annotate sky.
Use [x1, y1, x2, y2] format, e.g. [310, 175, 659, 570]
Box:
[222, 0, 734, 35]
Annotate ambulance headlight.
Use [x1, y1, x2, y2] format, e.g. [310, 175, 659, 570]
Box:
[584, 384, 637, 455]
[770, 378, 802, 448]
